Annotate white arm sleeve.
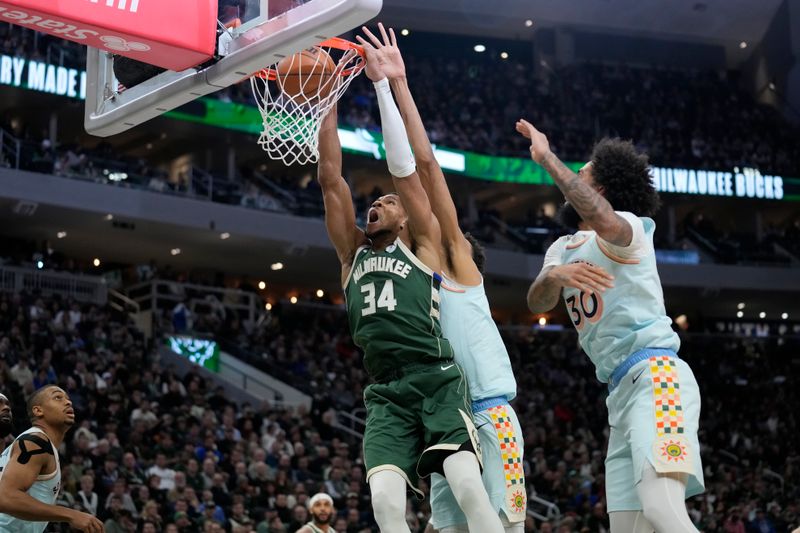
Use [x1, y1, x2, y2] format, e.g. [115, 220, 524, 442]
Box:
[597, 211, 649, 259]
[373, 78, 416, 178]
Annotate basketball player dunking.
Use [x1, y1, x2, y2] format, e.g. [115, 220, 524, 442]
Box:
[0, 385, 103, 532]
[357, 25, 527, 533]
[316, 30, 504, 531]
[517, 120, 704, 533]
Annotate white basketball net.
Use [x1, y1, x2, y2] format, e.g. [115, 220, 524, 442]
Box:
[250, 40, 365, 166]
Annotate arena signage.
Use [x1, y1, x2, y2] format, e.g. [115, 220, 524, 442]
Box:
[2, 59, 798, 201]
[652, 166, 784, 200]
[0, 54, 86, 99]
[0, 0, 216, 71]
[167, 335, 220, 372]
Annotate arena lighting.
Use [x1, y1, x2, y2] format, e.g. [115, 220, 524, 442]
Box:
[739, 41, 747, 49]
[736, 311, 744, 318]
[56, 231, 67, 239]
[538, 317, 547, 326]
[270, 262, 284, 271]
[316, 289, 324, 298]
[525, 19, 533, 27]
[36, 260, 44, 269]
[106, 170, 128, 182]
[400, 28, 409, 36]
[220, 232, 230, 240]
[473, 44, 486, 53]
[782, 313, 789, 320]
[737, 302, 745, 310]
[769, 82, 776, 90]
[104, 214, 114, 221]
[170, 248, 181, 256]
[290, 296, 298, 304]
[258, 281, 266, 290]
[93, 258, 101, 267]
[500, 52, 509, 59]
[759, 312, 766, 319]
[265, 303, 272, 311]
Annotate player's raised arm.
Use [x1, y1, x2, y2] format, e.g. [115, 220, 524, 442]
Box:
[358, 26, 465, 253]
[317, 106, 366, 275]
[358, 28, 440, 247]
[0, 438, 103, 532]
[515, 119, 633, 247]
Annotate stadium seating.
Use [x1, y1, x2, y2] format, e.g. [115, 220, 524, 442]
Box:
[1, 286, 798, 532]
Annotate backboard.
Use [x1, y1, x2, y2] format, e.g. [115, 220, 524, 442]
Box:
[84, 0, 381, 137]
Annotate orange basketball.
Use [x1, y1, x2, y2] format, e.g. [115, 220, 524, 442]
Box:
[276, 48, 336, 99]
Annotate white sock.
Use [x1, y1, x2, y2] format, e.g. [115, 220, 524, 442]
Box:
[442, 451, 504, 533]
[636, 463, 699, 533]
[369, 470, 412, 533]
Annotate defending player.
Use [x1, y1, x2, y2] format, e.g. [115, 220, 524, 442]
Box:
[517, 120, 704, 533]
[356, 25, 526, 532]
[316, 35, 504, 533]
[0, 393, 12, 440]
[0, 385, 104, 533]
[296, 493, 335, 533]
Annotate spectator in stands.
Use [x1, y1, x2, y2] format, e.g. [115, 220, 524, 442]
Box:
[148, 453, 177, 491]
[76, 474, 100, 516]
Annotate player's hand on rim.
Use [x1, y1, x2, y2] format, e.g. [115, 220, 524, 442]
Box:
[515, 118, 551, 164]
[549, 262, 614, 295]
[356, 23, 407, 81]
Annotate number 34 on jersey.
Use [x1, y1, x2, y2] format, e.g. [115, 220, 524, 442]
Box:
[361, 280, 398, 316]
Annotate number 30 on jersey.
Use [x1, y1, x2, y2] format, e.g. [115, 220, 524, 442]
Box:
[565, 291, 604, 329]
[361, 280, 398, 316]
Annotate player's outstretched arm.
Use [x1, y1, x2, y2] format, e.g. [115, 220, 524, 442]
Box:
[515, 119, 633, 247]
[358, 26, 468, 260]
[317, 106, 366, 275]
[359, 30, 440, 247]
[0, 438, 104, 532]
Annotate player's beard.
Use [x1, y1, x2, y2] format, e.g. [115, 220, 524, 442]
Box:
[365, 227, 392, 240]
[556, 201, 583, 231]
[311, 510, 332, 525]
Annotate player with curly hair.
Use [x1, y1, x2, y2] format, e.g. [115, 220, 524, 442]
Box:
[519, 122, 704, 533]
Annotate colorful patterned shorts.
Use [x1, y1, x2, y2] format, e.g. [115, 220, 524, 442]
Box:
[429, 400, 526, 529]
[605, 353, 705, 512]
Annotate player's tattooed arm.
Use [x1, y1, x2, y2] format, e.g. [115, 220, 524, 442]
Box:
[528, 263, 614, 313]
[516, 119, 633, 247]
[527, 266, 562, 313]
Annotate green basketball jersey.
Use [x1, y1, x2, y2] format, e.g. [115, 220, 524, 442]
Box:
[344, 238, 454, 380]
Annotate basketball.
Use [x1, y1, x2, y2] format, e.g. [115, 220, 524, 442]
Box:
[276, 47, 336, 99]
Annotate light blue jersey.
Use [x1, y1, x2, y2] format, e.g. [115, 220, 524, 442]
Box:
[0, 428, 62, 533]
[439, 276, 516, 401]
[543, 212, 679, 383]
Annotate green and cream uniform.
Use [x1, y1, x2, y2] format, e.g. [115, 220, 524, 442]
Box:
[345, 238, 478, 494]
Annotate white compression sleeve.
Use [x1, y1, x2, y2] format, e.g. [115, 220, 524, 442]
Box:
[442, 451, 504, 533]
[373, 77, 416, 178]
[636, 463, 699, 533]
[610, 511, 655, 533]
[369, 469, 412, 533]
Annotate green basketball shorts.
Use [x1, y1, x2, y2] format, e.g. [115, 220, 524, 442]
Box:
[363, 361, 480, 496]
